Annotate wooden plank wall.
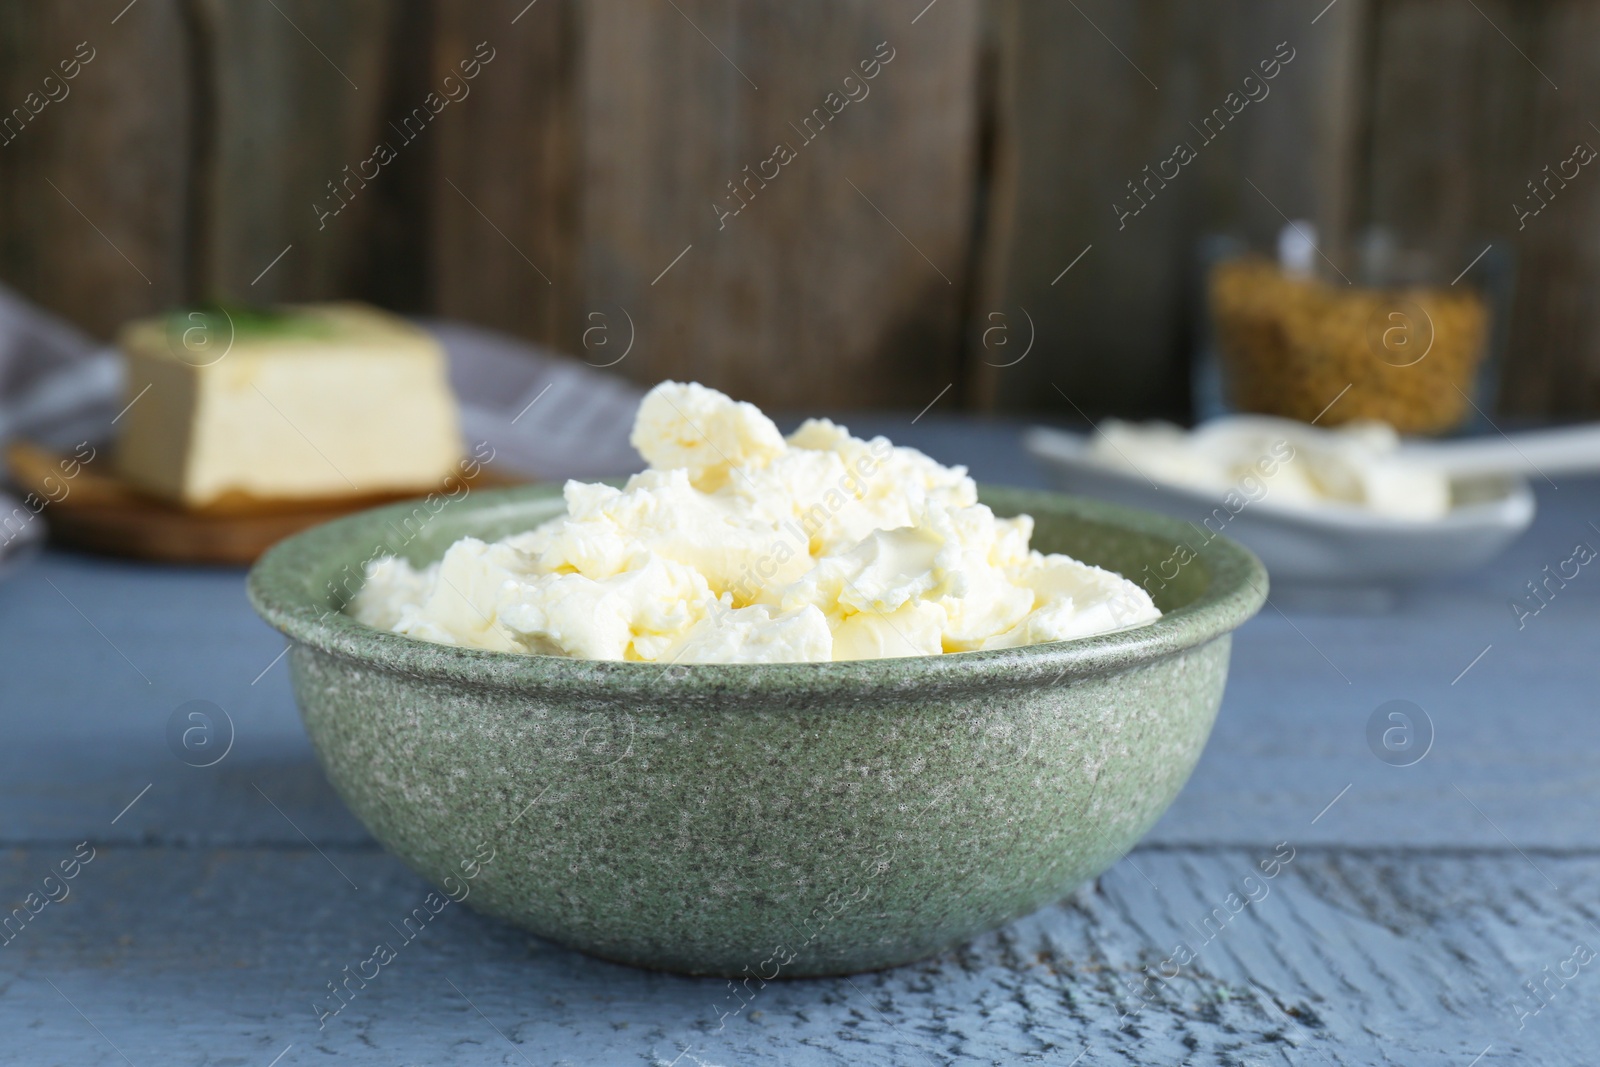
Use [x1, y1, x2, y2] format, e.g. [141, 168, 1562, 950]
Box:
[0, 0, 1596, 418]
[0, 0, 194, 336]
[971, 0, 1371, 417]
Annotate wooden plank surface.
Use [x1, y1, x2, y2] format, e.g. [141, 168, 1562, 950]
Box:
[1364, 0, 1530, 274]
[0, 0, 192, 338]
[1188, 0, 1371, 269]
[430, 0, 985, 411]
[973, 0, 1196, 419]
[6, 845, 1596, 1065]
[574, 0, 984, 410]
[1354, 0, 1600, 417]
[1498, 0, 1600, 416]
[192, 0, 403, 302]
[429, 0, 582, 353]
[971, 0, 1372, 418]
[2, 422, 1598, 1063]
[1362, 0, 1536, 422]
[4, 1, 1600, 416]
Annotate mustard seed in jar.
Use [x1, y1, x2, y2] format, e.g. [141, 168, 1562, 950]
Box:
[1210, 257, 1489, 434]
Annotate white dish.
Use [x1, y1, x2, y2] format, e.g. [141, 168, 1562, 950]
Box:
[1024, 426, 1537, 586]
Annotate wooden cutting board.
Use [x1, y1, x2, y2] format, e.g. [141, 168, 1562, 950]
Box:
[5, 441, 523, 565]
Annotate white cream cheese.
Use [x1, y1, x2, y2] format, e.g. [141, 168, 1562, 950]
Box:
[350, 382, 1160, 663]
[1088, 415, 1453, 521]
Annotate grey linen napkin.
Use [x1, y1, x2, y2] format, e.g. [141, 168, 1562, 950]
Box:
[0, 285, 648, 571]
[424, 318, 644, 483]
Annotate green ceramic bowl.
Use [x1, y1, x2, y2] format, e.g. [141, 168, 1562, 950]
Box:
[247, 484, 1265, 978]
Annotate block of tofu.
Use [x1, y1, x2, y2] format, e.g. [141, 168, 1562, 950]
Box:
[115, 303, 464, 507]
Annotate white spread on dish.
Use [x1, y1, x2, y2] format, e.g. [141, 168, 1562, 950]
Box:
[1088, 415, 1454, 521]
[350, 382, 1160, 662]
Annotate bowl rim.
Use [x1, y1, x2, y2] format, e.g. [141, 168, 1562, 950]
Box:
[246, 483, 1268, 695]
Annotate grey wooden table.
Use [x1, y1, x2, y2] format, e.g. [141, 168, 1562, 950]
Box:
[2, 417, 1596, 1066]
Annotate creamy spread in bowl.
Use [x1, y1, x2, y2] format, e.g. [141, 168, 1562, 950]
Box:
[348, 382, 1159, 662]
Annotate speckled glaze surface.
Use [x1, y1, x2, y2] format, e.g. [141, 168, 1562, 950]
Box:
[247, 484, 1266, 978]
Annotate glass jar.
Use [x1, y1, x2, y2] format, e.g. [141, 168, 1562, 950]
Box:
[1199, 225, 1510, 435]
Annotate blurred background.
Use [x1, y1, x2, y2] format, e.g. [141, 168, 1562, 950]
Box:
[3, 0, 1596, 421]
